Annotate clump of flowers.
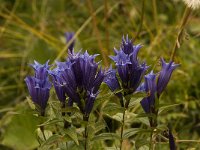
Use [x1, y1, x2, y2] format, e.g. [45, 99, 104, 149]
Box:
[104, 35, 148, 108]
[50, 50, 105, 121]
[24, 60, 51, 116]
[139, 59, 179, 127]
[24, 34, 180, 150]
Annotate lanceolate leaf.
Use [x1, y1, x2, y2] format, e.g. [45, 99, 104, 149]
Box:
[2, 114, 39, 150]
[158, 103, 181, 114]
[92, 133, 120, 141]
[64, 127, 79, 145]
[123, 128, 151, 139]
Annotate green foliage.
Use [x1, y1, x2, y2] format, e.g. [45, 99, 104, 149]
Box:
[2, 114, 39, 150]
[1, 0, 200, 149]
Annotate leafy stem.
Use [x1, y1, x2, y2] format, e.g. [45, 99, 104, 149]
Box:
[120, 109, 126, 150]
[120, 96, 130, 150]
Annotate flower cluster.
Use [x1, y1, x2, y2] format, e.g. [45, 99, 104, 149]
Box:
[104, 36, 148, 107]
[139, 58, 179, 126]
[50, 50, 105, 120]
[25, 60, 52, 116]
[24, 34, 179, 149]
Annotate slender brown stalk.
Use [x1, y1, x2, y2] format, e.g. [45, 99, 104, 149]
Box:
[86, 0, 109, 66]
[170, 7, 192, 61]
[104, 0, 110, 52]
[134, 0, 145, 40]
[152, 0, 158, 33]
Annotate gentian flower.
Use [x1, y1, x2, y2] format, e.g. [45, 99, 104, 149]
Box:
[140, 71, 157, 114]
[157, 58, 179, 97]
[48, 66, 66, 104]
[51, 50, 105, 120]
[138, 59, 179, 126]
[25, 60, 51, 116]
[104, 65, 120, 92]
[65, 32, 75, 52]
[104, 35, 148, 105]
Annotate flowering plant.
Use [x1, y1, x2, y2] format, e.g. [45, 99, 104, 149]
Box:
[24, 35, 179, 150]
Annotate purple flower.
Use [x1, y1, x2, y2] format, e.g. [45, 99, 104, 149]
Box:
[25, 60, 51, 116]
[84, 90, 99, 116]
[139, 59, 179, 114]
[157, 58, 179, 97]
[104, 66, 120, 92]
[140, 71, 157, 113]
[30, 60, 50, 80]
[121, 35, 142, 65]
[51, 50, 105, 117]
[106, 35, 148, 95]
[65, 32, 75, 52]
[49, 67, 66, 104]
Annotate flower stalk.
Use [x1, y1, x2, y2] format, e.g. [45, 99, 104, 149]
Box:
[170, 7, 192, 61]
[83, 116, 89, 150]
[120, 108, 126, 150]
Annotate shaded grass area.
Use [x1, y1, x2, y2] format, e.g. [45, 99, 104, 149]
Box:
[0, 0, 200, 149]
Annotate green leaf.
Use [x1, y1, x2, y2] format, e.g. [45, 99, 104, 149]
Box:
[111, 113, 123, 123]
[128, 97, 143, 109]
[26, 97, 35, 110]
[123, 128, 150, 139]
[135, 139, 149, 150]
[41, 134, 64, 147]
[156, 124, 168, 131]
[103, 103, 125, 116]
[92, 133, 120, 141]
[94, 121, 106, 134]
[2, 114, 39, 150]
[158, 103, 181, 114]
[40, 118, 63, 126]
[64, 127, 79, 145]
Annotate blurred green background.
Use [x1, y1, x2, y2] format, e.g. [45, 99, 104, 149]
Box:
[0, 0, 200, 149]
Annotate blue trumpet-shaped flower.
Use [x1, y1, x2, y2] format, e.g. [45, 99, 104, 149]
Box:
[25, 60, 51, 116]
[51, 50, 105, 118]
[104, 66, 120, 92]
[65, 32, 75, 52]
[140, 71, 157, 114]
[157, 58, 180, 97]
[105, 35, 148, 97]
[138, 59, 179, 126]
[30, 60, 50, 80]
[49, 67, 66, 104]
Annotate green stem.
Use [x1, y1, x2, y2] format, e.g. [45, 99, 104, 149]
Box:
[83, 116, 89, 150]
[40, 110, 46, 141]
[149, 129, 153, 150]
[120, 109, 126, 150]
[84, 125, 88, 150]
